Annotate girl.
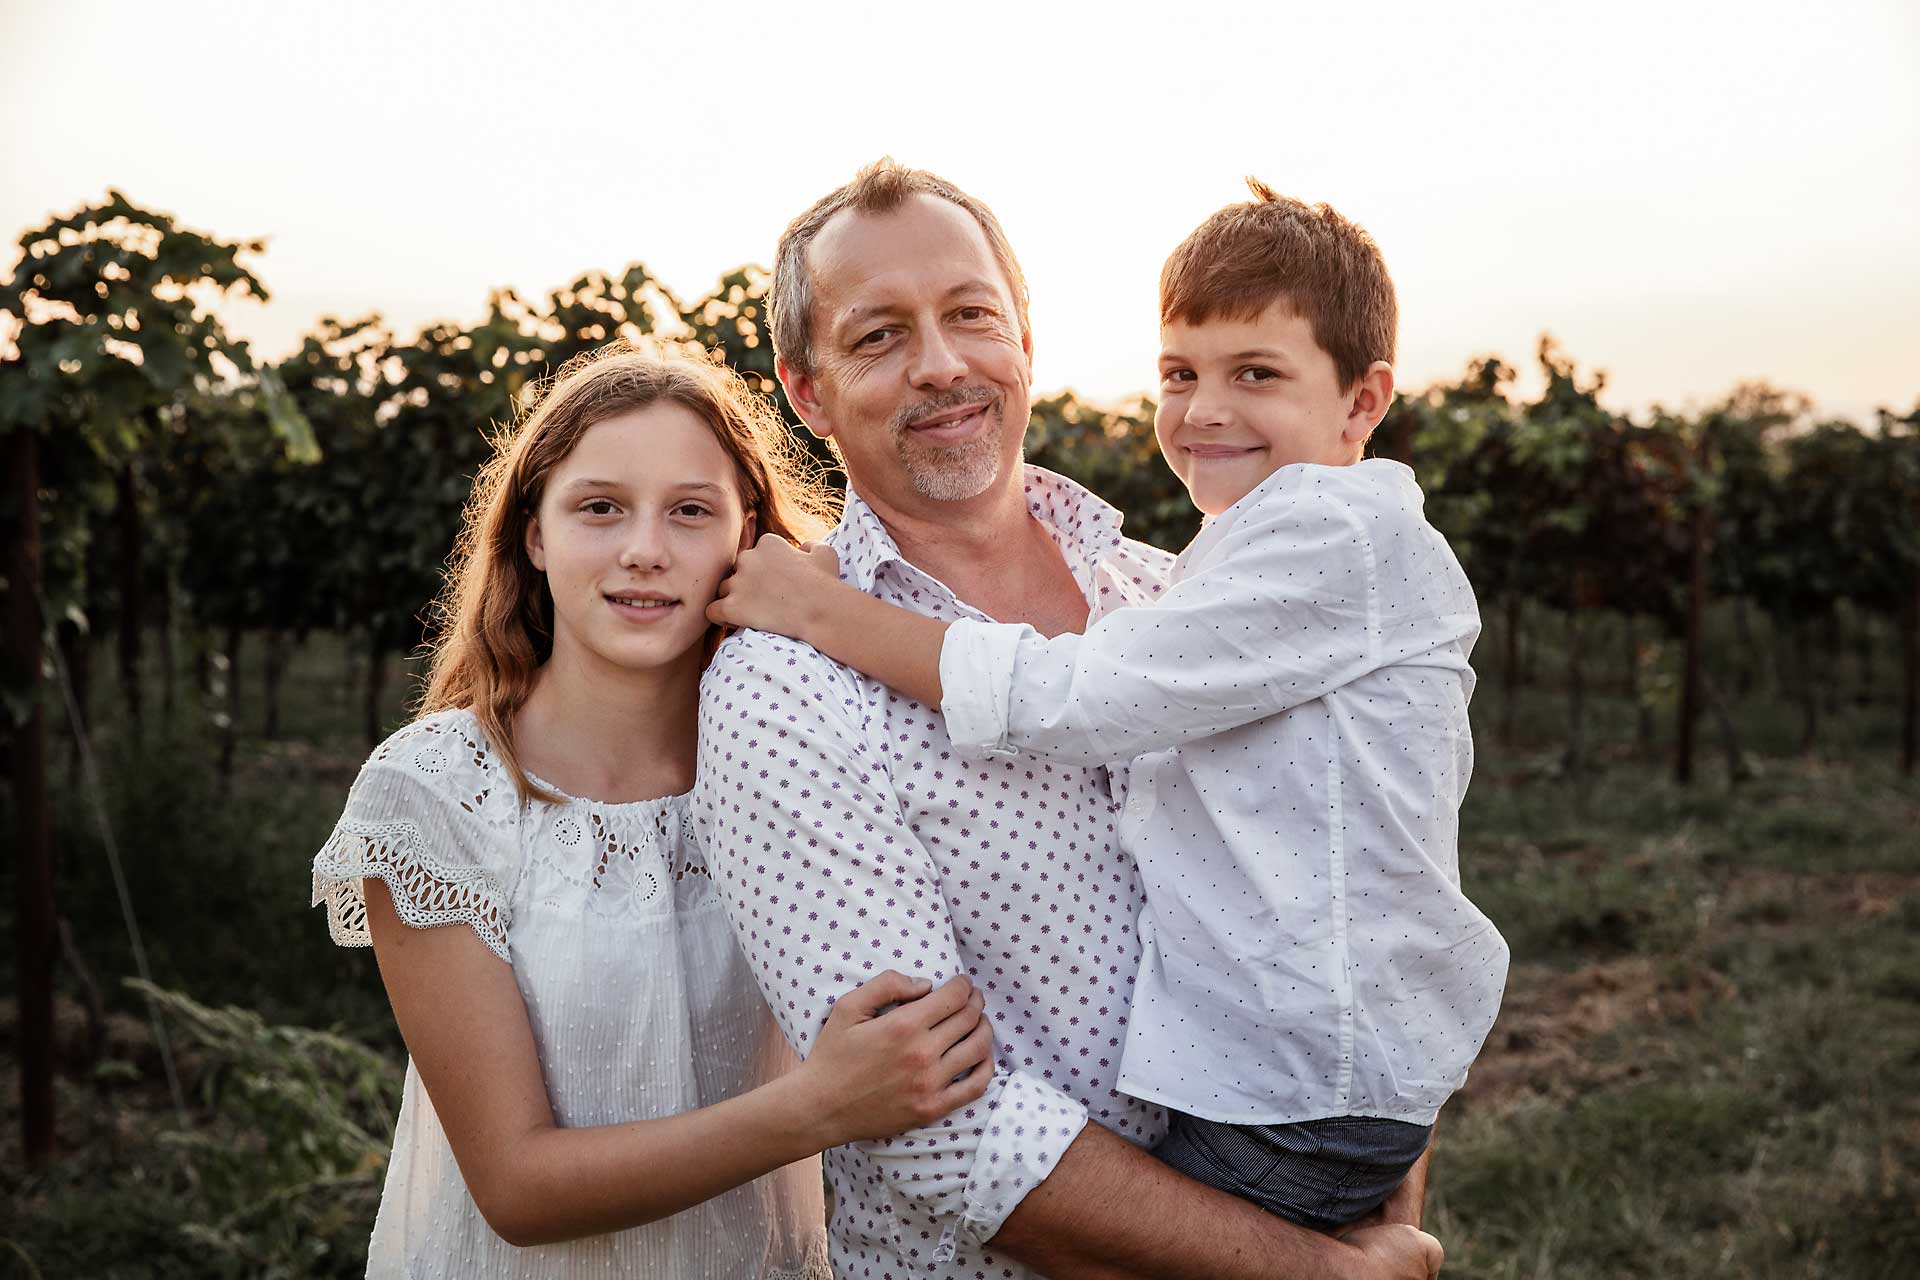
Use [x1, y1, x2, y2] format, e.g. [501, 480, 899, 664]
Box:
[311, 345, 994, 1277]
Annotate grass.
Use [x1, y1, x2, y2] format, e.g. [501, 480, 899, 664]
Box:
[3, 619, 1918, 1277]
[1428, 676, 1919, 1278]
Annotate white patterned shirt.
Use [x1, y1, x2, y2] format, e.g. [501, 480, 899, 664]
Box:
[693, 467, 1174, 1279]
[940, 460, 1510, 1126]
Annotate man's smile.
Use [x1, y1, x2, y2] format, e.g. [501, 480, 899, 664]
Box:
[906, 402, 993, 444]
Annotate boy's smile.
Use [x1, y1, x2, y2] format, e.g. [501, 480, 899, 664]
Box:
[1155, 301, 1393, 516]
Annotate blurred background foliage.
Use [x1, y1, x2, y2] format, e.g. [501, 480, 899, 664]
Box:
[3, 194, 1917, 1277]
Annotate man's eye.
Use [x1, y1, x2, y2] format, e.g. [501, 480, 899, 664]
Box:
[857, 327, 895, 348]
[955, 306, 987, 322]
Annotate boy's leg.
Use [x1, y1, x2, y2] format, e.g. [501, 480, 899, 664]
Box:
[1154, 1112, 1433, 1233]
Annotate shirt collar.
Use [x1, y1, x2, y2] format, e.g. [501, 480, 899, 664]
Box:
[829, 464, 1132, 600]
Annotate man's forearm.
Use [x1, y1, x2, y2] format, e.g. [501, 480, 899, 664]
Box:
[1376, 1129, 1435, 1228]
[988, 1122, 1361, 1280]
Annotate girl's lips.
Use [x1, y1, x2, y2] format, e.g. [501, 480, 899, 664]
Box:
[606, 595, 680, 623]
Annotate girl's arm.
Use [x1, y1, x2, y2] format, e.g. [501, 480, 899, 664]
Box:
[364, 879, 991, 1247]
[707, 535, 950, 707]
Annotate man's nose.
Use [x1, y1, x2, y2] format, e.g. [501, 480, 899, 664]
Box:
[907, 325, 969, 391]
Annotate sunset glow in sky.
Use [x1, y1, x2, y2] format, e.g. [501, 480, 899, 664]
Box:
[4, 0, 1916, 423]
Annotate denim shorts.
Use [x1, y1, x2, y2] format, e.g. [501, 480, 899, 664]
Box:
[1153, 1111, 1433, 1232]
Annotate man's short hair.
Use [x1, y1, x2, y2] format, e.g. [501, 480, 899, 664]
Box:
[1160, 179, 1396, 390]
[770, 158, 1031, 378]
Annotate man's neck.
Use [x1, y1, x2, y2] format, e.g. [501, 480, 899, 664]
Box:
[861, 468, 1091, 636]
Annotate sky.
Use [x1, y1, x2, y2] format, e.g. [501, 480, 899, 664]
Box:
[3, 0, 1917, 424]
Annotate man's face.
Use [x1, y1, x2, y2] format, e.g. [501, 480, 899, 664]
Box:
[1155, 301, 1379, 516]
[782, 195, 1032, 513]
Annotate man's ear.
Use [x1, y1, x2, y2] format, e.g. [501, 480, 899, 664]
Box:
[1344, 361, 1396, 444]
[524, 513, 546, 572]
[777, 355, 834, 442]
[1020, 323, 1035, 386]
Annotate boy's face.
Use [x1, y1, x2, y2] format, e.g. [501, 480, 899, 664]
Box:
[1155, 300, 1391, 516]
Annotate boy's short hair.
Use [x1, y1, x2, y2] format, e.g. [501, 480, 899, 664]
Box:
[1160, 179, 1396, 390]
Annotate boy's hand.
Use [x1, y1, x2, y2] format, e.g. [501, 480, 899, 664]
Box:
[708, 534, 843, 640]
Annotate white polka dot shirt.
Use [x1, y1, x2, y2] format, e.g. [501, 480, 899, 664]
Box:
[694, 467, 1175, 1278]
[940, 459, 1511, 1127]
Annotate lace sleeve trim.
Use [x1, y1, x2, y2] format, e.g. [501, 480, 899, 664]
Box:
[764, 1237, 832, 1280]
[310, 817, 512, 964]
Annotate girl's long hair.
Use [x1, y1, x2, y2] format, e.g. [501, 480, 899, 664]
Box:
[418, 342, 840, 803]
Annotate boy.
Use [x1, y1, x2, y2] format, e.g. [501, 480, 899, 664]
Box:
[709, 180, 1510, 1232]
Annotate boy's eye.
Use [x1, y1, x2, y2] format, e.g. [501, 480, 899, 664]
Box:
[1238, 366, 1280, 383]
[1161, 368, 1195, 386]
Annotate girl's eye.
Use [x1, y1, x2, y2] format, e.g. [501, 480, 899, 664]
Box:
[581, 499, 619, 516]
[673, 503, 712, 519]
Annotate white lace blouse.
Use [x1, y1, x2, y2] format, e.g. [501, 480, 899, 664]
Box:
[311, 708, 830, 1280]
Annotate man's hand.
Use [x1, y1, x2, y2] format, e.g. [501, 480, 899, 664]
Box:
[1343, 1224, 1444, 1280]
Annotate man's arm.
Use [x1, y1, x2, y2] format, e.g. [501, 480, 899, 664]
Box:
[1367, 1128, 1435, 1230]
[992, 1122, 1443, 1280]
[694, 634, 1091, 1263]
[695, 635, 1442, 1280]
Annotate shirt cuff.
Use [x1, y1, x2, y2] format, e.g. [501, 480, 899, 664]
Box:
[939, 619, 1025, 759]
[935, 1071, 1090, 1264]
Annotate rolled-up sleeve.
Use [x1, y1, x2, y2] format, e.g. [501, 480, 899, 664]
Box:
[941, 491, 1382, 766]
[694, 632, 1087, 1263]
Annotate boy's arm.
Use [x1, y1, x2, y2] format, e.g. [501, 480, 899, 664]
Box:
[709, 501, 1460, 769]
[938, 492, 1405, 765]
[799, 583, 951, 708]
[708, 534, 951, 706]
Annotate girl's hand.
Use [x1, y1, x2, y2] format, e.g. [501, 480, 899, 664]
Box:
[797, 970, 995, 1147]
[708, 534, 842, 640]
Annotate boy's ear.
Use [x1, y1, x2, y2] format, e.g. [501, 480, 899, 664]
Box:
[1343, 361, 1396, 444]
[777, 356, 835, 442]
[524, 513, 546, 571]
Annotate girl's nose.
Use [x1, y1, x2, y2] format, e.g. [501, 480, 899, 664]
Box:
[619, 516, 670, 570]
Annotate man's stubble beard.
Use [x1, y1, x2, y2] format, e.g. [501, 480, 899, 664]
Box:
[892, 388, 1012, 503]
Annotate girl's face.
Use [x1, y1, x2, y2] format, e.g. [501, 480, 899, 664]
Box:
[526, 402, 752, 679]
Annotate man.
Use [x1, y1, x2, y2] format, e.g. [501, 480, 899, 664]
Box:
[693, 158, 1442, 1279]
